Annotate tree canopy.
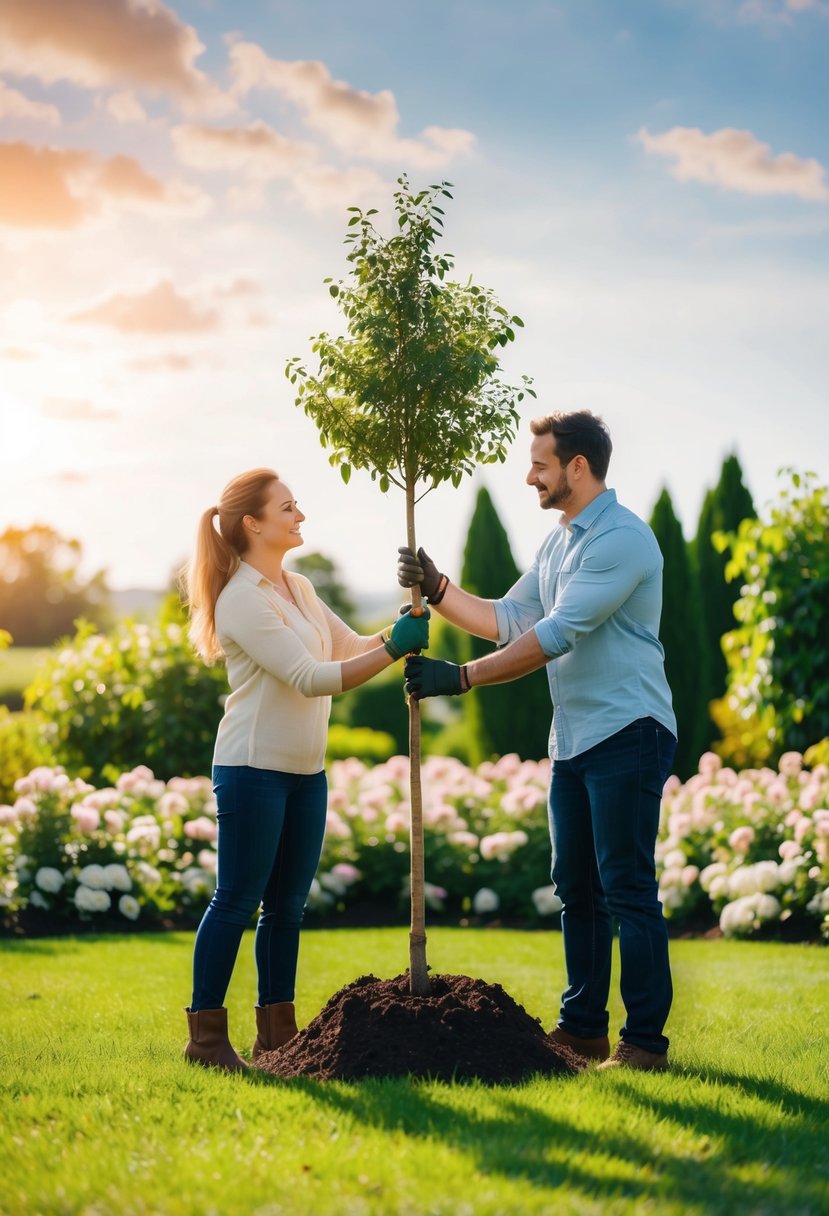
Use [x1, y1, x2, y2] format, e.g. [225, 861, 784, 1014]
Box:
[0, 525, 111, 646]
[287, 176, 533, 501]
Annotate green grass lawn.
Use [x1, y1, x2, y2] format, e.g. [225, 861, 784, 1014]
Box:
[0, 646, 49, 706]
[1, 927, 827, 1216]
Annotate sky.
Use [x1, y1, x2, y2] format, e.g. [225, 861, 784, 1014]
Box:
[1, 0, 828, 603]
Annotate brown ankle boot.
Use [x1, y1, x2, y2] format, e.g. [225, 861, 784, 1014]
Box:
[252, 1001, 298, 1060]
[548, 1025, 611, 1061]
[184, 1007, 249, 1072]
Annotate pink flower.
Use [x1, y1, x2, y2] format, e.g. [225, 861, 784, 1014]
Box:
[325, 810, 351, 840]
[183, 816, 217, 842]
[778, 752, 803, 778]
[728, 826, 755, 854]
[699, 752, 722, 776]
[13, 796, 37, 821]
[681, 865, 700, 887]
[331, 863, 360, 885]
[71, 804, 101, 833]
[778, 839, 801, 860]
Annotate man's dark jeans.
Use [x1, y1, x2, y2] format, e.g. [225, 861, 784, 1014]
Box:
[550, 717, 677, 1055]
[190, 765, 327, 1011]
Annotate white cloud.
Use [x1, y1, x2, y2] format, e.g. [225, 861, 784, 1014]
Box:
[637, 126, 829, 200]
[0, 139, 209, 229]
[0, 80, 60, 125]
[228, 42, 475, 168]
[69, 279, 220, 334]
[171, 119, 388, 212]
[105, 91, 147, 123]
[0, 0, 234, 116]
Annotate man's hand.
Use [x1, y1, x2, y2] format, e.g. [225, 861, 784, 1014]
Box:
[404, 655, 468, 700]
[396, 546, 447, 603]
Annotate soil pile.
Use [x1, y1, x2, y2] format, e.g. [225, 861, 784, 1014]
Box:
[255, 972, 584, 1084]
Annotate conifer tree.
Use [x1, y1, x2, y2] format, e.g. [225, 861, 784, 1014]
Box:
[459, 486, 550, 762]
[693, 454, 756, 734]
[649, 488, 705, 778]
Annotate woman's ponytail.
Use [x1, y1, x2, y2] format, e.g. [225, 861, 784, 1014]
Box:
[182, 469, 278, 663]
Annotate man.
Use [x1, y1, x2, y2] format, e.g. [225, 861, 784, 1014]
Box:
[399, 410, 677, 1071]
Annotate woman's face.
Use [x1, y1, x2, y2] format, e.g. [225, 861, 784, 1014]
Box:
[250, 479, 305, 552]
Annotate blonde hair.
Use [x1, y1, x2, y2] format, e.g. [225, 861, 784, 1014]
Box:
[183, 468, 278, 663]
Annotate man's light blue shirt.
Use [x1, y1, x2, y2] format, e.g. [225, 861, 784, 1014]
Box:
[493, 489, 677, 760]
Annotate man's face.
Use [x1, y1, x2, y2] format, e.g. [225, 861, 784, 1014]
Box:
[527, 432, 572, 511]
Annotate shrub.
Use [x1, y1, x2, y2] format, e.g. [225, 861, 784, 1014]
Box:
[25, 619, 227, 784]
[326, 725, 396, 764]
[0, 765, 218, 929]
[1, 752, 826, 940]
[657, 750, 829, 940]
[0, 708, 54, 803]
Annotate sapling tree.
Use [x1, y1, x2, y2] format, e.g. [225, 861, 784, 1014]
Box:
[286, 176, 534, 994]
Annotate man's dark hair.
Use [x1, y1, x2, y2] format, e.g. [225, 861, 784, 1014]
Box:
[530, 410, 612, 480]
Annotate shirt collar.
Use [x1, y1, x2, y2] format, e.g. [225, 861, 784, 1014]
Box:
[237, 560, 270, 586]
[568, 488, 617, 534]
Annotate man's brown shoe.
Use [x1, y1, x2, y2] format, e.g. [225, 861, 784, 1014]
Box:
[548, 1026, 610, 1061]
[597, 1041, 669, 1072]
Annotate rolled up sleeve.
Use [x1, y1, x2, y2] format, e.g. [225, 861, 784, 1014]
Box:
[493, 561, 545, 646]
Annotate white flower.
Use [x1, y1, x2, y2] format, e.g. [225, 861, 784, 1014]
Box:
[663, 848, 687, 869]
[103, 864, 132, 892]
[179, 867, 215, 897]
[74, 885, 111, 913]
[719, 892, 780, 937]
[532, 885, 563, 916]
[118, 894, 140, 921]
[472, 887, 500, 914]
[77, 864, 108, 890]
[134, 862, 162, 887]
[34, 867, 65, 894]
[29, 891, 49, 909]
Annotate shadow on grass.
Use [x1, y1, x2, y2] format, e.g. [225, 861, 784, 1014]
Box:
[243, 1065, 827, 1213]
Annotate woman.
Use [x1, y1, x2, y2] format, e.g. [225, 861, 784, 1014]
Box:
[182, 467, 428, 1071]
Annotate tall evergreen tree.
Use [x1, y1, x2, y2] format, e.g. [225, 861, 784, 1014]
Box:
[649, 488, 706, 778]
[459, 486, 550, 762]
[693, 454, 756, 736]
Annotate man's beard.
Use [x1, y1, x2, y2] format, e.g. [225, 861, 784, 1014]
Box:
[540, 470, 572, 510]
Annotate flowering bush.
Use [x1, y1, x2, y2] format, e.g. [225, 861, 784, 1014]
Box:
[0, 765, 219, 929]
[24, 618, 227, 785]
[315, 752, 556, 921]
[657, 751, 829, 940]
[1, 751, 826, 939]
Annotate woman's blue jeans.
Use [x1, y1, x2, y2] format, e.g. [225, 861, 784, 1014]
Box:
[550, 717, 677, 1055]
[190, 765, 328, 1011]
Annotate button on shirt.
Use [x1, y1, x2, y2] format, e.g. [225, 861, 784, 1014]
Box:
[213, 561, 373, 774]
[493, 489, 676, 760]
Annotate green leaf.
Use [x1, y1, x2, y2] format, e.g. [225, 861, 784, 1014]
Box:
[340, 464, 352, 485]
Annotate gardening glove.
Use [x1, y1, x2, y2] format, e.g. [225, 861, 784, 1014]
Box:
[382, 603, 430, 660]
[396, 546, 449, 604]
[404, 655, 469, 700]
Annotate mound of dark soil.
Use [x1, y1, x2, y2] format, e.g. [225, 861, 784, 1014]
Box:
[255, 972, 584, 1084]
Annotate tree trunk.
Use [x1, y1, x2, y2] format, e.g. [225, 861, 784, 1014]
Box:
[406, 481, 430, 995]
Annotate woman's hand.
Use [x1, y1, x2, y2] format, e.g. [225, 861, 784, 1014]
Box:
[382, 603, 430, 660]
